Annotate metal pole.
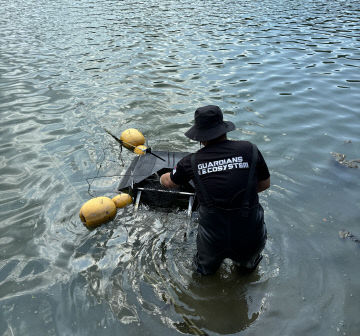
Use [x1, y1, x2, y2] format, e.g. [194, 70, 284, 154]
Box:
[136, 187, 195, 196]
[134, 190, 142, 214]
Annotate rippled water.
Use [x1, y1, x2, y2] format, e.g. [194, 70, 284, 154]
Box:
[1, 0, 359, 335]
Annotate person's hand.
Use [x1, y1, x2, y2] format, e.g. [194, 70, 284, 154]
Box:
[160, 172, 178, 188]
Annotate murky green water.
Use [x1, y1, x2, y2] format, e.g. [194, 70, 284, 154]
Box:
[1, 0, 359, 335]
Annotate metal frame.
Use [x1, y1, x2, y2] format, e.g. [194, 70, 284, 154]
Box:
[133, 188, 195, 218]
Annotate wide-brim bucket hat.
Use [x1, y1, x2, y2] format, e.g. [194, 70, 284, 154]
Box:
[185, 105, 235, 141]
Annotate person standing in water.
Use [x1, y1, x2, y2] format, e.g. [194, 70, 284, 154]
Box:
[160, 105, 270, 275]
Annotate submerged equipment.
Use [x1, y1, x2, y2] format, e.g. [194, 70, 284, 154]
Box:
[80, 128, 197, 230]
[79, 194, 132, 229]
[118, 150, 196, 217]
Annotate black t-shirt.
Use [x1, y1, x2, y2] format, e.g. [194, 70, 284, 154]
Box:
[170, 140, 270, 208]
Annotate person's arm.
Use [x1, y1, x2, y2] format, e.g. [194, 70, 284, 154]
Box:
[257, 177, 270, 193]
[161, 154, 192, 189]
[160, 172, 178, 189]
[254, 146, 270, 193]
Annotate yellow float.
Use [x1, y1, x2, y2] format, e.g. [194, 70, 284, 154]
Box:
[79, 193, 133, 229]
[79, 196, 117, 229]
[133, 145, 147, 155]
[112, 193, 133, 208]
[120, 128, 145, 150]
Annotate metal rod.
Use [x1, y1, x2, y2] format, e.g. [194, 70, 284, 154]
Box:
[104, 128, 124, 146]
[134, 190, 142, 213]
[146, 149, 165, 161]
[130, 170, 134, 189]
[183, 195, 195, 240]
[136, 187, 195, 196]
[187, 195, 194, 218]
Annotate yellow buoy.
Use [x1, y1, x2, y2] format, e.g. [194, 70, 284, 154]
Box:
[112, 193, 133, 208]
[134, 145, 147, 155]
[120, 128, 145, 150]
[79, 197, 117, 229]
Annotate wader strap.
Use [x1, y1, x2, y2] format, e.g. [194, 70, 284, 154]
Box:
[241, 144, 258, 217]
[190, 153, 215, 207]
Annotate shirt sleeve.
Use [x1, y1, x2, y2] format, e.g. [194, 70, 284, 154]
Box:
[256, 149, 270, 181]
[170, 154, 193, 185]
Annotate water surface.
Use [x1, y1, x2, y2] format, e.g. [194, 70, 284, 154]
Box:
[1, 0, 359, 335]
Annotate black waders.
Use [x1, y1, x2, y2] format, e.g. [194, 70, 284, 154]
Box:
[191, 144, 267, 275]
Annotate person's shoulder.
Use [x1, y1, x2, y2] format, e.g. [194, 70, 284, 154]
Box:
[177, 152, 193, 166]
[183, 152, 194, 160]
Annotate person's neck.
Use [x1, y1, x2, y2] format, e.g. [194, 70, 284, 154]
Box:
[201, 135, 227, 147]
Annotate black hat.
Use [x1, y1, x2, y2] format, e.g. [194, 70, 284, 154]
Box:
[185, 105, 235, 141]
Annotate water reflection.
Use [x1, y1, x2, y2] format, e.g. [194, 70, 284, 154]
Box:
[78, 211, 268, 335]
[174, 266, 262, 334]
